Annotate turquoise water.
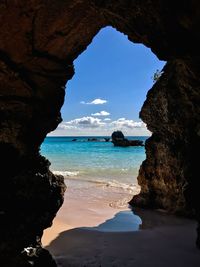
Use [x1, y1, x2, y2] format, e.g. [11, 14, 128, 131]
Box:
[40, 136, 148, 189]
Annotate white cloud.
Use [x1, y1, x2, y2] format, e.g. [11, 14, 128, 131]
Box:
[91, 111, 110, 116]
[111, 118, 145, 129]
[58, 116, 105, 129]
[49, 117, 151, 136]
[81, 98, 107, 105]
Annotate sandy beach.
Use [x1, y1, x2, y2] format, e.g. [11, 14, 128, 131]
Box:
[42, 180, 200, 267]
[42, 179, 138, 245]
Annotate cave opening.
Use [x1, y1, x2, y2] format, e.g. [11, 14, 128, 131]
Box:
[41, 26, 165, 244]
[1, 2, 200, 266]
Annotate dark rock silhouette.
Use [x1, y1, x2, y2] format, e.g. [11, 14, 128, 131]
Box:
[112, 130, 125, 140]
[88, 138, 98, 141]
[111, 131, 143, 147]
[72, 138, 77, 141]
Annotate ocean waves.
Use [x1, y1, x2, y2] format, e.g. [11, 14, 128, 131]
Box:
[52, 170, 140, 194]
[41, 136, 146, 197]
[53, 170, 80, 177]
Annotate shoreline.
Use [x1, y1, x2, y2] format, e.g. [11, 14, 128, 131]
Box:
[42, 179, 137, 246]
[42, 180, 200, 267]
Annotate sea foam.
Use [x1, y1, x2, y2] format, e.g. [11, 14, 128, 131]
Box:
[53, 170, 80, 177]
[53, 170, 140, 193]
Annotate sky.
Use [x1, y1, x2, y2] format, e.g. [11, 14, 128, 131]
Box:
[49, 26, 165, 136]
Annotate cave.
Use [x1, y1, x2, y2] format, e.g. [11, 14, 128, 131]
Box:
[0, 1, 200, 266]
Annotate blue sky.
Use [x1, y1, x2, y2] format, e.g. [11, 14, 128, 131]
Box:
[50, 26, 165, 136]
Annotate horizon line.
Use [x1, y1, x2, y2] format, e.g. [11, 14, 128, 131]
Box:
[47, 135, 151, 137]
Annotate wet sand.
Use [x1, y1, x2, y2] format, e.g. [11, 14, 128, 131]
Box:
[42, 180, 200, 266]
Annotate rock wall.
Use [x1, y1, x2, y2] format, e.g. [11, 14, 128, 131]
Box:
[130, 59, 200, 217]
[0, 0, 200, 265]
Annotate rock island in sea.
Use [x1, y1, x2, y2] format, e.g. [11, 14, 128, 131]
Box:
[111, 131, 144, 147]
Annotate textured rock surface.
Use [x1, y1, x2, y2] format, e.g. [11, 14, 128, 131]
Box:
[0, 0, 200, 265]
[130, 59, 200, 216]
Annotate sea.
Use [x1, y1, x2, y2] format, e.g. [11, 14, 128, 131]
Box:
[40, 136, 148, 194]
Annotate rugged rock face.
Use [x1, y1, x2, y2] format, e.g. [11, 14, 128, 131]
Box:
[0, 0, 200, 265]
[130, 59, 200, 217]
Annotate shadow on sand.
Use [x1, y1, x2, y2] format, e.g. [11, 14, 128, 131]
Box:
[46, 208, 200, 267]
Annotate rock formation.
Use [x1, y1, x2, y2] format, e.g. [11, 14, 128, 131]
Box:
[111, 131, 144, 147]
[0, 0, 200, 265]
[87, 138, 98, 141]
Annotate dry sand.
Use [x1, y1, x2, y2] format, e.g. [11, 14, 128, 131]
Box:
[42, 181, 200, 266]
